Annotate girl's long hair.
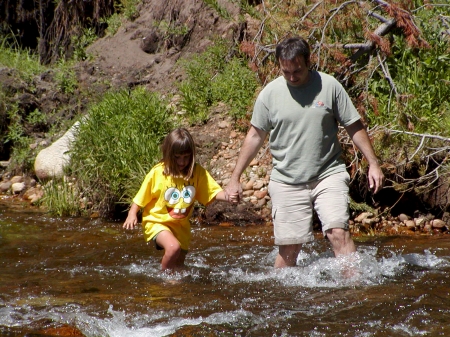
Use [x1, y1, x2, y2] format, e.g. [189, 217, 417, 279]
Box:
[161, 128, 196, 180]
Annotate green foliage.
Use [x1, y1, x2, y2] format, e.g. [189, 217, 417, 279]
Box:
[102, 13, 122, 36]
[67, 87, 176, 216]
[178, 39, 259, 124]
[203, 0, 232, 20]
[26, 108, 47, 125]
[367, 35, 450, 134]
[101, 0, 141, 36]
[212, 57, 258, 119]
[0, 35, 45, 81]
[71, 27, 97, 61]
[55, 60, 78, 94]
[119, 0, 140, 20]
[41, 178, 83, 217]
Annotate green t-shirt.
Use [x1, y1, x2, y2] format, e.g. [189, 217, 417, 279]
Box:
[251, 71, 361, 184]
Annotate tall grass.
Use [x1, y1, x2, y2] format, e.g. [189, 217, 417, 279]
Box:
[41, 178, 83, 217]
[65, 86, 176, 216]
[0, 37, 45, 81]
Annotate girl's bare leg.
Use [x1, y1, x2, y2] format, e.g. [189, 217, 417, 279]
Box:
[155, 230, 184, 271]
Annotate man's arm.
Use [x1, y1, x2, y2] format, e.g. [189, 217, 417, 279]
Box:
[226, 125, 268, 202]
[344, 120, 384, 194]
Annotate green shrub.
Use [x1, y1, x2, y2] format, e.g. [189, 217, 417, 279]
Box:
[67, 86, 176, 216]
[71, 27, 97, 61]
[103, 13, 122, 36]
[55, 60, 78, 94]
[178, 38, 259, 124]
[212, 57, 258, 120]
[366, 8, 450, 135]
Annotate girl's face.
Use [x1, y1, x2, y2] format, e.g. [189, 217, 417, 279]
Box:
[174, 152, 191, 172]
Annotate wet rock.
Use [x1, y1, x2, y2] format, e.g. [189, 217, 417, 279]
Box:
[362, 217, 380, 225]
[254, 189, 267, 199]
[11, 182, 26, 194]
[355, 212, 373, 223]
[242, 190, 254, 197]
[253, 180, 264, 190]
[29, 324, 86, 337]
[431, 219, 446, 229]
[249, 158, 259, 166]
[10, 175, 24, 184]
[0, 181, 11, 193]
[398, 213, 410, 222]
[404, 220, 416, 229]
[414, 217, 426, 228]
[243, 178, 255, 191]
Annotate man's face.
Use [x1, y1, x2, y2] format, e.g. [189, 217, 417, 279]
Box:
[279, 56, 310, 87]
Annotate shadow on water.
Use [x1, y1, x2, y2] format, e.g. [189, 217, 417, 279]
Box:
[1, 200, 450, 336]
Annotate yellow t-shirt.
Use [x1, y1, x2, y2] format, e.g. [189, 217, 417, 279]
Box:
[133, 162, 222, 250]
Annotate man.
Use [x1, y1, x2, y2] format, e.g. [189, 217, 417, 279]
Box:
[225, 36, 384, 268]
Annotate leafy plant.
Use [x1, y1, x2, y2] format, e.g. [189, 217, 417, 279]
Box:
[203, 0, 232, 20]
[71, 27, 98, 61]
[103, 13, 123, 36]
[178, 38, 259, 124]
[55, 60, 78, 94]
[67, 86, 176, 216]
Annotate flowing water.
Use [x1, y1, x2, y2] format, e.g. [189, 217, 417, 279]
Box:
[1, 200, 450, 336]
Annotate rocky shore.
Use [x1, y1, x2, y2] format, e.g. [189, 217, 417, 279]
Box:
[1, 115, 450, 236]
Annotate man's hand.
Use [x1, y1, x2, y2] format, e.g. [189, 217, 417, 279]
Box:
[225, 178, 242, 204]
[367, 164, 384, 194]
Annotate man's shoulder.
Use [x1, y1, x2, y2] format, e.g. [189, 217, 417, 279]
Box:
[259, 76, 286, 95]
[315, 71, 344, 89]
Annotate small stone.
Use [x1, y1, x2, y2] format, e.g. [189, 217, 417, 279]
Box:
[254, 190, 268, 199]
[218, 121, 229, 129]
[249, 158, 259, 166]
[404, 220, 416, 229]
[11, 182, 26, 194]
[243, 190, 254, 197]
[398, 213, 409, 222]
[431, 219, 446, 229]
[10, 176, 24, 184]
[0, 181, 12, 193]
[243, 178, 255, 191]
[256, 198, 266, 207]
[362, 217, 379, 225]
[355, 212, 373, 223]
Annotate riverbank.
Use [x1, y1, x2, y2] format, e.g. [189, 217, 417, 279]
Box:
[1, 111, 449, 237]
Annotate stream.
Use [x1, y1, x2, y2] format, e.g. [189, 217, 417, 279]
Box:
[1, 200, 450, 336]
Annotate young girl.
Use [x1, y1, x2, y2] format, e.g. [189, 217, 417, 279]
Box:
[123, 128, 230, 271]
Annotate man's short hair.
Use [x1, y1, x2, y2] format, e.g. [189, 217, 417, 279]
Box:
[275, 37, 311, 64]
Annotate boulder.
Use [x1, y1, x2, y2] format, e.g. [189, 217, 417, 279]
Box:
[34, 121, 80, 180]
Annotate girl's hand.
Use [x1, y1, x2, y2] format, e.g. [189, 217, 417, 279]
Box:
[123, 215, 138, 229]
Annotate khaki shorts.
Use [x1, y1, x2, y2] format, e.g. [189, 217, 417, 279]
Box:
[268, 171, 350, 245]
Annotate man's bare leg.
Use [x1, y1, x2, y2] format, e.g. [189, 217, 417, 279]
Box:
[274, 244, 302, 268]
[325, 228, 356, 257]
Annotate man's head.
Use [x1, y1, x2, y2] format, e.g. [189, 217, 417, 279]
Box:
[275, 37, 311, 87]
[275, 36, 311, 65]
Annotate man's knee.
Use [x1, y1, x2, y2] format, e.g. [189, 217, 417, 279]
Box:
[325, 228, 356, 255]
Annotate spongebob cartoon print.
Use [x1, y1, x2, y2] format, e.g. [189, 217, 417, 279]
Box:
[164, 184, 196, 219]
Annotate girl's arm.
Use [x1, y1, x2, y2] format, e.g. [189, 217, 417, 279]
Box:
[123, 203, 140, 229]
[214, 190, 230, 202]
